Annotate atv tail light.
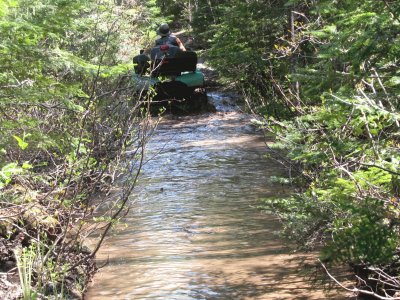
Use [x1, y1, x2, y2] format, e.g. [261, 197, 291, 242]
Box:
[160, 44, 170, 51]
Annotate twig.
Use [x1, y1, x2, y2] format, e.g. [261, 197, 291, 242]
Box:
[319, 260, 400, 300]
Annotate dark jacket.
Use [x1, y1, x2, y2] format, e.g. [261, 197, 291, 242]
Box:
[155, 35, 179, 47]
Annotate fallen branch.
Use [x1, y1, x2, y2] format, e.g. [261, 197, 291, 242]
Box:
[319, 260, 400, 300]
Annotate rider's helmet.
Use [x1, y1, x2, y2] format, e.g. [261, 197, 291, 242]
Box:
[158, 23, 170, 37]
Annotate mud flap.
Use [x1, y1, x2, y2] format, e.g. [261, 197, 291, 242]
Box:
[155, 81, 192, 100]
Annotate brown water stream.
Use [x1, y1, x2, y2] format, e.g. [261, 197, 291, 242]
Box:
[86, 93, 339, 299]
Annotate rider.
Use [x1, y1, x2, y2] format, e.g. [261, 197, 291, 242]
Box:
[155, 23, 186, 52]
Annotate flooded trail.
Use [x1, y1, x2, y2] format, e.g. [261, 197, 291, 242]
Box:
[86, 93, 335, 299]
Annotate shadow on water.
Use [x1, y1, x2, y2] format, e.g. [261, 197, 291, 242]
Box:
[86, 93, 346, 299]
[185, 267, 328, 300]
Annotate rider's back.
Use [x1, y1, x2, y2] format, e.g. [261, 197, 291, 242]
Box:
[155, 35, 179, 47]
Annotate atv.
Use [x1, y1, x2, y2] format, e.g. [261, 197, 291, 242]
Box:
[132, 44, 207, 110]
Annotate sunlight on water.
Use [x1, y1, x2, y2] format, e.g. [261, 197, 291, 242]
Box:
[86, 93, 342, 300]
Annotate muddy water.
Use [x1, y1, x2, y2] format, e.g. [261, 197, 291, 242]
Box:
[86, 93, 334, 299]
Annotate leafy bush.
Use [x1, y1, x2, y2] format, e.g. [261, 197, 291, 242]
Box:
[189, 0, 400, 297]
[0, 0, 153, 297]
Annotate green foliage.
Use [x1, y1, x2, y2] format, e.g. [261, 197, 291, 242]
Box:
[0, 0, 150, 297]
[323, 199, 397, 265]
[263, 193, 335, 248]
[192, 0, 297, 116]
[0, 162, 23, 188]
[13, 135, 29, 150]
[15, 245, 37, 300]
[194, 0, 400, 295]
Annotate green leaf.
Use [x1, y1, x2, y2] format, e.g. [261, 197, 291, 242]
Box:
[13, 135, 29, 150]
[386, 76, 400, 87]
[0, 162, 23, 188]
[22, 162, 33, 170]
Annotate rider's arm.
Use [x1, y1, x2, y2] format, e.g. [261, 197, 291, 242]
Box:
[176, 37, 186, 51]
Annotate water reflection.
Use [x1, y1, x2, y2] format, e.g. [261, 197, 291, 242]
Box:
[87, 95, 336, 299]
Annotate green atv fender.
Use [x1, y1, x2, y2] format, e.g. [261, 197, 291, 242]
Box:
[132, 70, 205, 92]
